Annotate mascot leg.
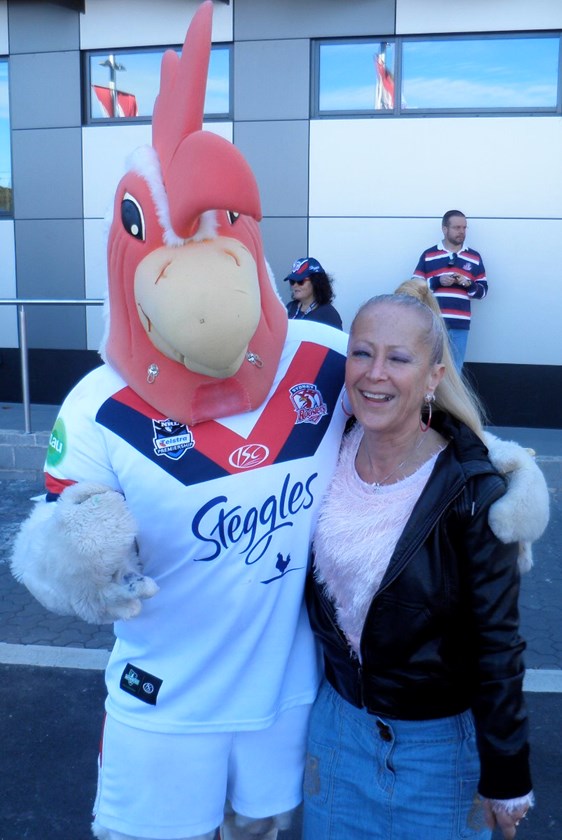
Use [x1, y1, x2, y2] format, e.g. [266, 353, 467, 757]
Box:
[92, 824, 216, 840]
[220, 813, 277, 840]
[219, 805, 296, 840]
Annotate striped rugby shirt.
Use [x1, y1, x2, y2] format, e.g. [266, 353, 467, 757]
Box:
[413, 243, 487, 330]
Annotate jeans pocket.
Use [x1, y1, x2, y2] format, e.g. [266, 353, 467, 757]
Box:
[456, 715, 489, 838]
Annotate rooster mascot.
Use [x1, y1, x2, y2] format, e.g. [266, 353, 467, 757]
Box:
[11, 4, 548, 840]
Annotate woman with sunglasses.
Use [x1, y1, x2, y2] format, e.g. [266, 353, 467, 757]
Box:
[284, 257, 343, 329]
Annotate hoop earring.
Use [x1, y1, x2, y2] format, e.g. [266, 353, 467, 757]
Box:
[420, 393, 435, 432]
[340, 387, 354, 418]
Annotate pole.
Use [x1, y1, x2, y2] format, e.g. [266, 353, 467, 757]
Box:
[18, 304, 31, 434]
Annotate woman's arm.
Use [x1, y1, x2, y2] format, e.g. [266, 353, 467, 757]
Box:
[460, 476, 532, 801]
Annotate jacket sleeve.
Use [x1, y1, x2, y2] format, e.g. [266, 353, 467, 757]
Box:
[461, 475, 532, 799]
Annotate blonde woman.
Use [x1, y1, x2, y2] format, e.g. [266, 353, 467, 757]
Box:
[304, 294, 542, 840]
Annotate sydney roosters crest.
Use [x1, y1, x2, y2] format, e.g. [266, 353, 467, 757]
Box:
[289, 383, 328, 425]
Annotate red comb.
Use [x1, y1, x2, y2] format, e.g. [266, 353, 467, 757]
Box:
[152, 0, 212, 177]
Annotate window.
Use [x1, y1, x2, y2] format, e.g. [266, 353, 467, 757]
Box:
[316, 40, 396, 113]
[402, 36, 559, 111]
[0, 59, 12, 214]
[84, 44, 231, 124]
[314, 33, 561, 117]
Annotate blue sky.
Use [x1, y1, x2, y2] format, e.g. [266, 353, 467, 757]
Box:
[320, 35, 559, 111]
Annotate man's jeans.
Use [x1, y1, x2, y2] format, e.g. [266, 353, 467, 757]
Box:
[447, 327, 469, 372]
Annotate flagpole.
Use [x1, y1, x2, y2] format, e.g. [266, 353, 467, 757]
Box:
[100, 54, 126, 117]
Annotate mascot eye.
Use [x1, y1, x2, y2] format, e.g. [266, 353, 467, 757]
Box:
[227, 211, 239, 225]
[121, 192, 146, 241]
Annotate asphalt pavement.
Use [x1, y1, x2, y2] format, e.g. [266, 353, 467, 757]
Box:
[1, 411, 561, 840]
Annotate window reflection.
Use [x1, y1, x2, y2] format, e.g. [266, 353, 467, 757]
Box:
[319, 41, 396, 112]
[317, 34, 560, 115]
[0, 60, 12, 214]
[88, 45, 231, 122]
[402, 37, 559, 110]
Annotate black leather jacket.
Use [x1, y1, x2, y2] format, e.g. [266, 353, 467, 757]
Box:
[306, 412, 531, 799]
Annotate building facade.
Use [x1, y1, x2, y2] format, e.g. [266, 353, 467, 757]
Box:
[0, 0, 560, 427]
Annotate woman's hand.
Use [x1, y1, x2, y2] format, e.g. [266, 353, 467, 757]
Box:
[483, 798, 530, 839]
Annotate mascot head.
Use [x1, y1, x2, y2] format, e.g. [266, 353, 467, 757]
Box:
[104, 0, 287, 425]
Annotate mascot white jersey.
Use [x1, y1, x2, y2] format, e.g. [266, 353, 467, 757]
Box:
[45, 324, 347, 734]
[10, 3, 549, 840]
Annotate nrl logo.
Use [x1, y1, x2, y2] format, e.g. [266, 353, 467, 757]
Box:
[289, 383, 328, 426]
[152, 418, 194, 460]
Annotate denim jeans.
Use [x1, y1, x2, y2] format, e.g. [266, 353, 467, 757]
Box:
[447, 327, 469, 373]
[302, 680, 491, 840]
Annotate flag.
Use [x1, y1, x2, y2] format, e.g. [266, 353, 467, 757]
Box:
[374, 53, 395, 110]
[92, 85, 139, 118]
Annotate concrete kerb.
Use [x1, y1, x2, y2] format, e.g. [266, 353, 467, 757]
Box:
[0, 642, 110, 670]
[0, 642, 558, 690]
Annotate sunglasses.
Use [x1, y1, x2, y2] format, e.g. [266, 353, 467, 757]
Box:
[289, 278, 308, 285]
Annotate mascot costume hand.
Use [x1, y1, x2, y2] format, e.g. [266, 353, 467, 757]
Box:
[10, 4, 549, 840]
[11, 482, 158, 623]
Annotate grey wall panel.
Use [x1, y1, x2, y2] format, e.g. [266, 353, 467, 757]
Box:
[8, 0, 79, 54]
[234, 40, 310, 121]
[259, 216, 309, 302]
[10, 51, 81, 130]
[12, 127, 83, 219]
[15, 218, 86, 348]
[235, 0, 396, 40]
[235, 120, 309, 217]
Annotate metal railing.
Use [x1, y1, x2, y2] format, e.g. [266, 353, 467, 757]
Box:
[0, 298, 104, 433]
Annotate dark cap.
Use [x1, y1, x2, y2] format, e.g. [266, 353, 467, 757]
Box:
[283, 257, 325, 282]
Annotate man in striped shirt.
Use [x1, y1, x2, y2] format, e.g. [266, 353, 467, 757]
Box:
[412, 210, 487, 371]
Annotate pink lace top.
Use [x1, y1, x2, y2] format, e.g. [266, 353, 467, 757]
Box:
[313, 423, 441, 657]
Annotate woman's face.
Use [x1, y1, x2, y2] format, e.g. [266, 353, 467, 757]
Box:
[345, 303, 444, 437]
[290, 278, 315, 307]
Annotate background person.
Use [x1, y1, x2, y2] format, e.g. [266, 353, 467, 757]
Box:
[303, 293, 540, 840]
[413, 210, 487, 371]
[284, 257, 343, 329]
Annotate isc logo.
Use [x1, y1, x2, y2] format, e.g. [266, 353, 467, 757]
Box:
[228, 444, 270, 469]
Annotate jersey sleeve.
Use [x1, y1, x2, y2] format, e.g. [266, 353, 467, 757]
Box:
[44, 372, 121, 497]
[412, 251, 429, 281]
[468, 252, 488, 299]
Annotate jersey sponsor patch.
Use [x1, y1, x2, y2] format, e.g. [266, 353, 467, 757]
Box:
[46, 417, 67, 468]
[152, 418, 194, 460]
[289, 383, 327, 425]
[228, 443, 270, 469]
[120, 663, 162, 705]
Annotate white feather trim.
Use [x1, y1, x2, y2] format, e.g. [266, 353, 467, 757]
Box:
[484, 432, 550, 572]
